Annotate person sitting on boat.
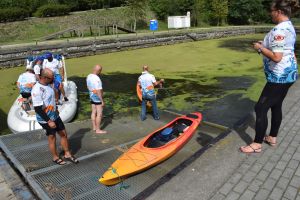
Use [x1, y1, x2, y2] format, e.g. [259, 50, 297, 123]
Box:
[138, 65, 164, 121]
[16, 64, 37, 111]
[31, 68, 79, 165]
[42, 52, 68, 104]
[86, 65, 107, 134]
[33, 56, 44, 81]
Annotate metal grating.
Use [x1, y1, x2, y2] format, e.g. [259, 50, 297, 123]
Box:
[0, 111, 229, 200]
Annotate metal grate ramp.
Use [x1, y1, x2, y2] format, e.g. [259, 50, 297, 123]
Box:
[0, 111, 229, 199]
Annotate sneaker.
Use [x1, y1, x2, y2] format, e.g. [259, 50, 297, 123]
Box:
[154, 117, 160, 120]
[64, 97, 69, 101]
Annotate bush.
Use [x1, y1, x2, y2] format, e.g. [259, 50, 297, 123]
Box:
[34, 4, 70, 17]
[0, 7, 29, 22]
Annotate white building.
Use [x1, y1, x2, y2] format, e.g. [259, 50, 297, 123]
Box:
[168, 12, 191, 29]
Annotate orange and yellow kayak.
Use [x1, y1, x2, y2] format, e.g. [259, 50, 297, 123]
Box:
[99, 112, 202, 186]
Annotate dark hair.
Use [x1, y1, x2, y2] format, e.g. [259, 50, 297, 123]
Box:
[272, 0, 300, 17]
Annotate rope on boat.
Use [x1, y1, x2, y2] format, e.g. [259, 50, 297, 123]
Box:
[110, 167, 130, 190]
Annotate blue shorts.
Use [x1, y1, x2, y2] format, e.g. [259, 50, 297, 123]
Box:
[54, 74, 62, 90]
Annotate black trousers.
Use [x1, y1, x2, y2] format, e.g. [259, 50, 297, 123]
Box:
[254, 82, 293, 143]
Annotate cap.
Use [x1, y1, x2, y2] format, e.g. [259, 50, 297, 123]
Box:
[44, 52, 53, 59]
[27, 56, 35, 62]
[35, 56, 44, 62]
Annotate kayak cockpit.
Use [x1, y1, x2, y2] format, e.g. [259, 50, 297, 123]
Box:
[145, 118, 193, 148]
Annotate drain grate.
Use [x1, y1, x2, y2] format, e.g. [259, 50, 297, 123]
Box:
[0, 111, 229, 199]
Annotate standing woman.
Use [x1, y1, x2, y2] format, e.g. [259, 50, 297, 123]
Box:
[240, 0, 299, 153]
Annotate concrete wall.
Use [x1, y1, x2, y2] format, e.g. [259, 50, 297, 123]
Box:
[0, 27, 270, 68]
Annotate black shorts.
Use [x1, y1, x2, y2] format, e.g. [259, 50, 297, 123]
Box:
[90, 101, 102, 105]
[39, 117, 65, 136]
[21, 92, 31, 98]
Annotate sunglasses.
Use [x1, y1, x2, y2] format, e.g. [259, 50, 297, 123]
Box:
[42, 75, 53, 80]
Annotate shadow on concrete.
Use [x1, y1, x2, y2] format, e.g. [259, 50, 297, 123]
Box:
[196, 133, 214, 147]
[68, 128, 90, 155]
[233, 112, 256, 144]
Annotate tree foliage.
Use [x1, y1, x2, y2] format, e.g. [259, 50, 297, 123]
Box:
[33, 4, 70, 17]
[0, 0, 281, 26]
[124, 0, 149, 31]
[228, 0, 265, 25]
[0, 7, 29, 22]
[210, 0, 228, 25]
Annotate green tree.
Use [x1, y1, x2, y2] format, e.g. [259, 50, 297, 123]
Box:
[228, 0, 265, 25]
[149, 0, 169, 20]
[211, 0, 228, 25]
[191, 0, 208, 26]
[124, 0, 148, 31]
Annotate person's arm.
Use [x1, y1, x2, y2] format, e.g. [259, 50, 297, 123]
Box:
[253, 31, 285, 63]
[96, 89, 104, 106]
[59, 67, 65, 81]
[58, 61, 65, 80]
[153, 79, 164, 87]
[137, 81, 142, 89]
[34, 106, 56, 128]
[253, 42, 283, 63]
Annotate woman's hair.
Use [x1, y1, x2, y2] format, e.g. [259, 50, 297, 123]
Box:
[272, 0, 300, 17]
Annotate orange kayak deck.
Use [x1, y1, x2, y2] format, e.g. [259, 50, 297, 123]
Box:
[100, 112, 202, 185]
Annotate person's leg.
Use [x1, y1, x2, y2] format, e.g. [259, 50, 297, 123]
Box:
[267, 83, 293, 144]
[56, 118, 79, 163]
[59, 83, 68, 101]
[141, 97, 147, 121]
[91, 104, 97, 131]
[95, 104, 106, 134]
[150, 96, 159, 120]
[241, 83, 274, 153]
[48, 134, 60, 160]
[58, 129, 71, 157]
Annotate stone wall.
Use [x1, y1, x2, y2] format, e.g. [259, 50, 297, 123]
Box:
[0, 27, 260, 68]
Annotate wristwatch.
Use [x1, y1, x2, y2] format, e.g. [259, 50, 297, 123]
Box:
[258, 47, 264, 54]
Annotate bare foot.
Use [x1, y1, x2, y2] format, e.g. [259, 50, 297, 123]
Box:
[95, 130, 107, 134]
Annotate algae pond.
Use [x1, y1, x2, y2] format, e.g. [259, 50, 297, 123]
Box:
[1, 34, 299, 134]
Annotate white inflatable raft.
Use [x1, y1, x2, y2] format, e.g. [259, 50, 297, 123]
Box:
[7, 56, 78, 133]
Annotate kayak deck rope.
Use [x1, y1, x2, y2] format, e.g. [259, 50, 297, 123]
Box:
[110, 167, 130, 190]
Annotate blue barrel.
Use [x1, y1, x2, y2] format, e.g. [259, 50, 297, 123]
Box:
[150, 19, 158, 31]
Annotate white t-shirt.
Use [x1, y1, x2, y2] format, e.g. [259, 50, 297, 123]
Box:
[43, 59, 62, 75]
[86, 74, 103, 102]
[138, 71, 156, 90]
[31, 82, 58, 123]
[263, 20, 298, 83]
[33, 64, 41, 75]
[17, 72, 36, 93]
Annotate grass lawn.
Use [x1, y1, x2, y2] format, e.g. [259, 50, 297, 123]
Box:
[2, 33, 298, 134]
